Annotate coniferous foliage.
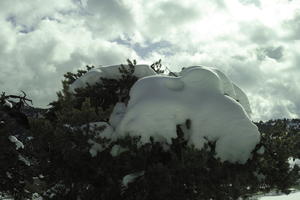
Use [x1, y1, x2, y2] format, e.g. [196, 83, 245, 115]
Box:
[150, 59, 164, 74]
[64, 65, 95, 85]
[73, 59, 138, 112]
[0, 60, 299, 199]
[37, 60, 300, 199]
[0, 92, 34, 199]
[46, 59, 139, 122]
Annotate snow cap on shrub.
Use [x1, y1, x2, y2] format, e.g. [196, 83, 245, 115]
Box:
[69, 64, 156, 93]
[69, 64, 260, 164]
[117, 66, 260, 164]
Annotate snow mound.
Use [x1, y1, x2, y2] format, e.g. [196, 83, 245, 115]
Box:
[232, 83, 252, 115]
[180, 66, 251, 115]
[117, 66, 260, 164]
[69, 64, 156, 93]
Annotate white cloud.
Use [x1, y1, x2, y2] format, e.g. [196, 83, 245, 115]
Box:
[0, 0, 299, 120]
[0, 2, 139, 107]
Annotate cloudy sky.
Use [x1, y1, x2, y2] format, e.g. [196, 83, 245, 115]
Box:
[0, 0, 300, 121]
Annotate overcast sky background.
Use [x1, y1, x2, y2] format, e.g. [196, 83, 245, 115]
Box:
[0, 0, 300, 121]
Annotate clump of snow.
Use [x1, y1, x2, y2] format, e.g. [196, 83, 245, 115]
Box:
[18, 155, 30, 166]
[64, 122, 115, 157]
[257, 146, 265, 155]
[63, 124, 75, 131]
[81, 122, 114, 138]
[32, 193, 43, 200]
[253, 171, 266, 181]
[86, 122, 116, 157]
[6, 172, 12, 179]
[3, 100, 13, 108]
[43, 182, 65, 199]
[110, 144, 128, 157]
[69, 64, 156, 93]
[88, 139, 104, 157]
[288, 157, 300, 168]
[8, 135, 24, 150]
[117, 66, 260, 164]
[121, 171, 145, 188]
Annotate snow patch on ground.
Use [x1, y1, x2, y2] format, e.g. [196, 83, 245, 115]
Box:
[259, 191, 300, 200]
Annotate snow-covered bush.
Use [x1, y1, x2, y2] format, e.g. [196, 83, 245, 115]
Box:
[117, 66, 259, 164]
[3, 60, 298, 199]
